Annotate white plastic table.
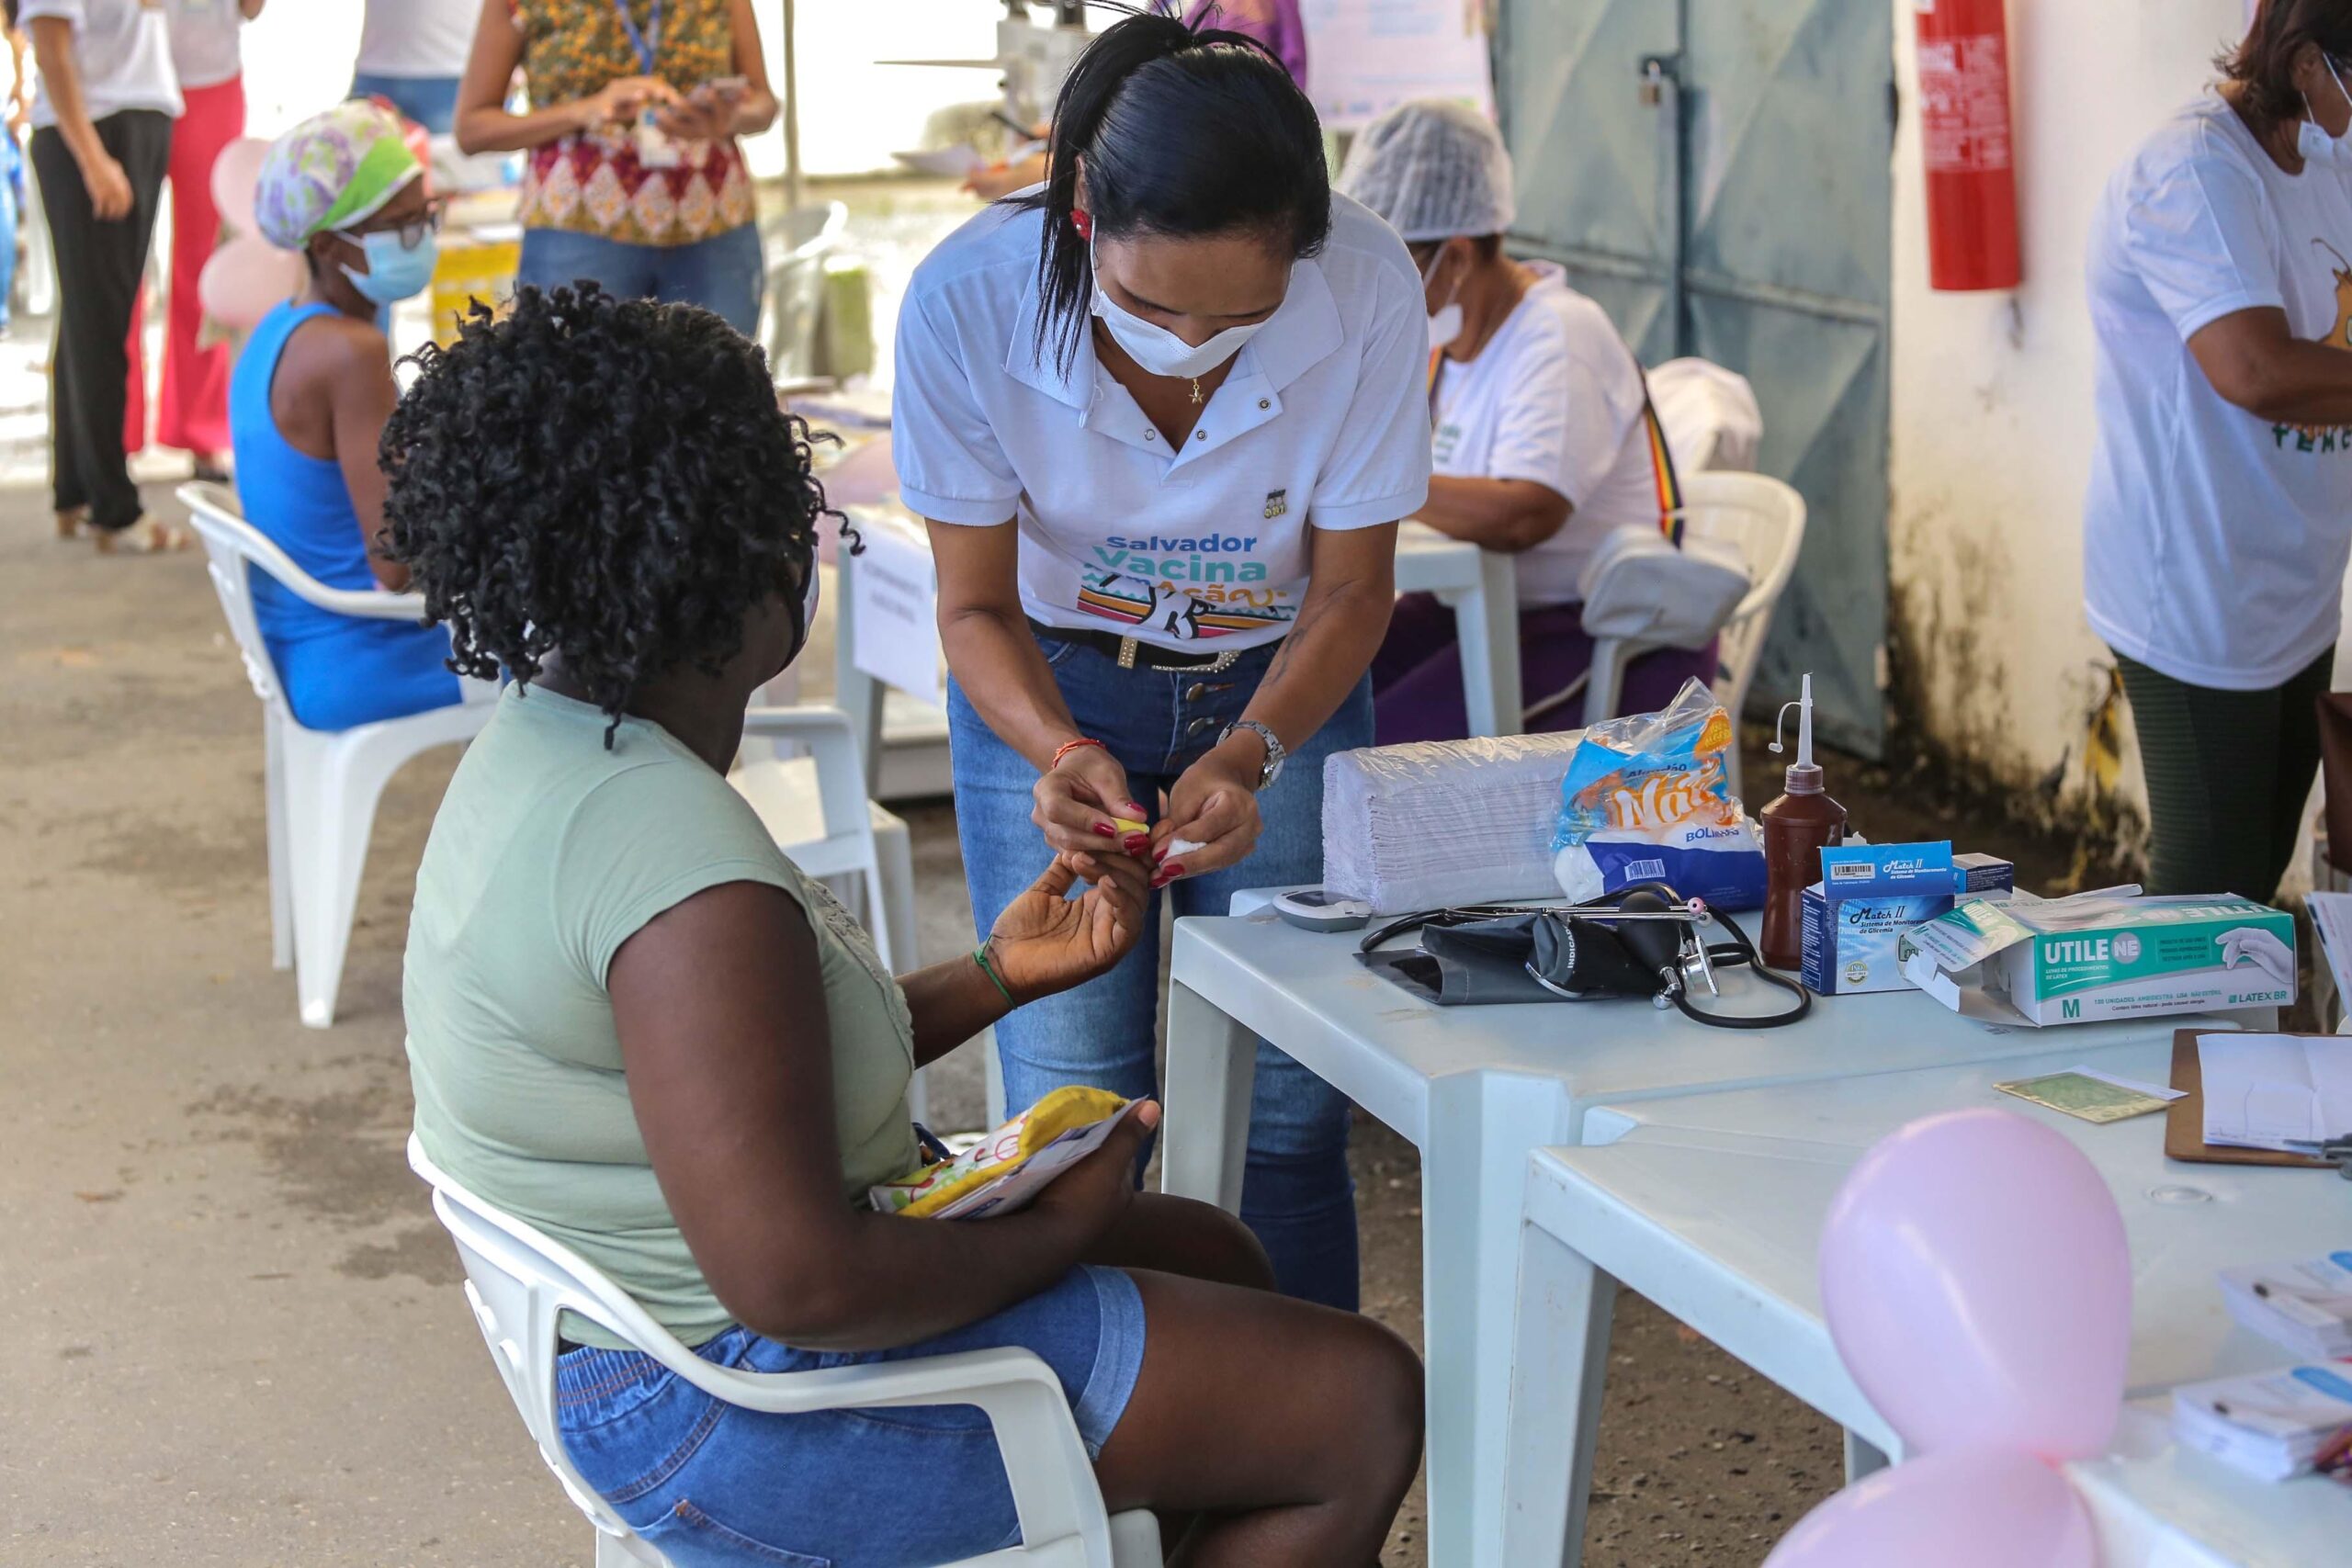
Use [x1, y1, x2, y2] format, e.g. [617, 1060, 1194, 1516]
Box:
[1503, 1039, 2352, 1567]
[1156, 903, 2264, 1568]
[1393, 520, 1521, 738]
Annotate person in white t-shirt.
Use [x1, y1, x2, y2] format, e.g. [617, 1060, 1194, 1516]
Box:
[1337, 99, 1704, 744]
[2085, 1, 2352, 902]
[22, 0, 182, 551]
[351, 0, 477, 133]
[139, 0, 261, 479]
[895, 13, 1429, 1317]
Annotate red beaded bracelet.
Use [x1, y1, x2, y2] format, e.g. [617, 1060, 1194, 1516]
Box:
[1050, 737, 1106, 771]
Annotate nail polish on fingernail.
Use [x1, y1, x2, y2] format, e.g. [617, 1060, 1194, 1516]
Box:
[1092, 823, 1115, 838]
[1160, 863, 1186, 881]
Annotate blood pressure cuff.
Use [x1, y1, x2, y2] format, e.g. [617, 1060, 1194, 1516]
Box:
[1357, 914, 1658, 1007]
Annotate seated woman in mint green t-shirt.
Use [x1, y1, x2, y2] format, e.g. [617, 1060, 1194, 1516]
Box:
[387, 284, 1422, 1568]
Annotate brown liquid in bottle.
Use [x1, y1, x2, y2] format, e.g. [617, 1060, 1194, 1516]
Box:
[1759, 783, 1847, 972]
[1758, 675, 1845, 974]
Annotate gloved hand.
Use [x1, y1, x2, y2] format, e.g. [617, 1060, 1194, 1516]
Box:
[2218, 926, 2295, 987]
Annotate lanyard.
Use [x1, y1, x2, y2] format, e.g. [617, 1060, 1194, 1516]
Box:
[610, 0, 662, 73]
[1626, 347, 1685, 545]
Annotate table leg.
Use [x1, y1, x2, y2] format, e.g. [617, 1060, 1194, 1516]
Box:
[1159, 980, 1257, 1212]
[1502, 1220, 1619, 1568]
[1440, 548, 1524, 738]
[831, 548, 887, 795]
[1425, 1073, 1575, 1568]
[1844, 1430, 1891, 1483]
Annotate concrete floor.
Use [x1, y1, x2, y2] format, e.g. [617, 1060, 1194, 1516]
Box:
[0, 472, 1849, 1567]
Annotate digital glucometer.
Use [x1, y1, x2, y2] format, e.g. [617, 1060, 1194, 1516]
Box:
[1272, 888, 1374, 933]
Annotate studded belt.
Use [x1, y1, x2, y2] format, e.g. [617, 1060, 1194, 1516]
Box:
[1026, 618, 1250, 674]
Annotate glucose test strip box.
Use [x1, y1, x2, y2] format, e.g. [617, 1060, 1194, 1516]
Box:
[1901, 892, 2296, 1026]
[1800, 842, 2014, 995]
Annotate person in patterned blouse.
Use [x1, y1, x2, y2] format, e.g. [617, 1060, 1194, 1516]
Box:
[453, 0, 775, 334]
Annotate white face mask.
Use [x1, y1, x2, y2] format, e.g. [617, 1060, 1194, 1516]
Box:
[1091, 238, 1275, 379]
[1423, 246, 1464, 354]
[2301, 53, 2352, 167]
[785, 549, 820, 666]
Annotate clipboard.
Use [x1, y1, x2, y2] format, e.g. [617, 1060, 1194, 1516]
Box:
[2165, 1030, 2335, 1168]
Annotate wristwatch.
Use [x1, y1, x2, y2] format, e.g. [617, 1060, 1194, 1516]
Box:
[1220, 718, 1286, 791]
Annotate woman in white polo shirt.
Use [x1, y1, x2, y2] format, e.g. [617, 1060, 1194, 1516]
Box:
[1340, 99, 1705, 745]
[894, 12, 1429, 1309]
[2086, 0, 2352, 901]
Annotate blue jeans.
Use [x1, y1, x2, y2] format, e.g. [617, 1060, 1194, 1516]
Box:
[948, 636, 1373, 1310]
[557, 1267, 1145, 1568]
[349, 72, 460, 135]
[517, 222, 763, 338]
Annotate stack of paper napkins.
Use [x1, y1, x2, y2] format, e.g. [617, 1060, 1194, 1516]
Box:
[2221, 1255, 2352, 1360]
[1322, 732, 1586, 915]
[2171, 1361, 2352, 1482]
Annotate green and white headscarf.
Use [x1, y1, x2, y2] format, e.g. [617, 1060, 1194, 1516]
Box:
[254, 100, 423, 251]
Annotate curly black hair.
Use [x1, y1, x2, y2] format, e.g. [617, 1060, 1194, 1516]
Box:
[380, 285, 827, 736]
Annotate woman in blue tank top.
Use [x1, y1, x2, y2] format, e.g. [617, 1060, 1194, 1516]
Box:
[230, 100, 457, 732]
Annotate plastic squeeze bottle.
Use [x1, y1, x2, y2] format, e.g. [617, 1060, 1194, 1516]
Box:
[1758, 673, 1848, 974]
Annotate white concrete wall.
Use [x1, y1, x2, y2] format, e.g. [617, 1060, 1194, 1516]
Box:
[1886, 0, 2249, 816]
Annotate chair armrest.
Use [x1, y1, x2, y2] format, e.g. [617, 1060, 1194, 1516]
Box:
[309, 585, 431, 621]
[178, 480, 429, 623]
[698, 1347, 1112, 1561]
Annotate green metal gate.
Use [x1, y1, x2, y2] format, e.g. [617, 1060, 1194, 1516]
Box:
[1497, 0, 1894, 753]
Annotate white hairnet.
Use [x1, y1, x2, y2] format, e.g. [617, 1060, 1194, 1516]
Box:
[1338, 99, 1516, 243]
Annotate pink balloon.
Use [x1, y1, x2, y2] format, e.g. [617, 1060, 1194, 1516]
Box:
[1763, 1448, 2095, 1568]
[199, 234, 303, 333]
[1820, 1109, 2130, 1460]
[209, 137, 271, 235]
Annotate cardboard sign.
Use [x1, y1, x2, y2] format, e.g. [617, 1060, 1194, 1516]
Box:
[848, 513, 946, 712]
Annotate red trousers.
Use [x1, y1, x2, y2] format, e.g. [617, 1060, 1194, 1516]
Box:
[126, 74, 243, 457]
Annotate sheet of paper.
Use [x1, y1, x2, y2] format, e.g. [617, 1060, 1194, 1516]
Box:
[1994, 1071, 2172, 1124]
[2066, 1064, 2186, 1101]
[2198, 1032, 2352, 1152]
[848, 513, 946, 711]
[2309, 892, 2352, 1010]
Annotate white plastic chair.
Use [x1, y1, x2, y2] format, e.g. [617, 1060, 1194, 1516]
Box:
[729, 705, 919, 979]
[180, 481, 493, 1028]
[1647, 357, 1763, 476]
[408, 1134, 1162, 1568]
[1578, 471, 1808, 800]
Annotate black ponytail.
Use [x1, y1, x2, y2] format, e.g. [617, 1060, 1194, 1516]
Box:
[1016, 6, 1330, 374]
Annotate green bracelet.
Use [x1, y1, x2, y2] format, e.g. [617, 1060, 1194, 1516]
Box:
[972, 944, 1017, 1007]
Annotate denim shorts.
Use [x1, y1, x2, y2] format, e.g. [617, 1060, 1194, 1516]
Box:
[556, 1265, 1146, 1567]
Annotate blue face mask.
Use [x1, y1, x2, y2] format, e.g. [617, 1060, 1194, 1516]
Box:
[339, 227, 438, 304]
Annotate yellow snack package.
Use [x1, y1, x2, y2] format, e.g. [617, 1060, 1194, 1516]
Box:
[870, 1087, 1136, 1219]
